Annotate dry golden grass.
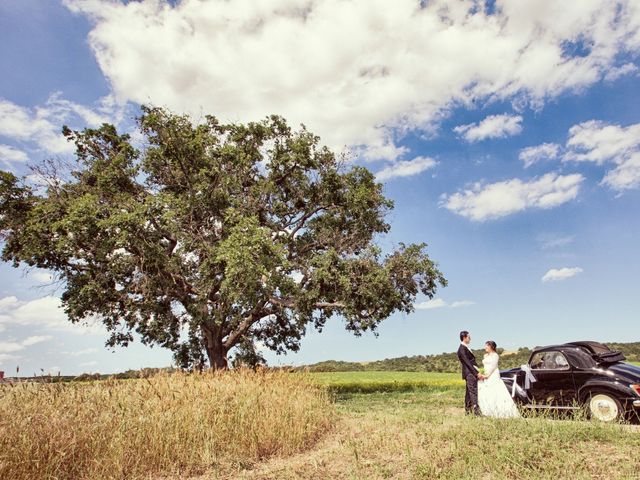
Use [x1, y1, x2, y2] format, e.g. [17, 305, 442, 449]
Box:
[0, 369, 334, 480]
[230, 390, 640, 480]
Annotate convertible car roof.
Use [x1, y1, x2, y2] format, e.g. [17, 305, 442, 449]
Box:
[532, 341, 611, 353]
[531, 341, 625, 364]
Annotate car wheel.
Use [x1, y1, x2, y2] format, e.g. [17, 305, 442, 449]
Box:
[587, 393, 622, 422]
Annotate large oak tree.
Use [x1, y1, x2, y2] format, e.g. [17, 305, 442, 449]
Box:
[0, 107, 446, 369]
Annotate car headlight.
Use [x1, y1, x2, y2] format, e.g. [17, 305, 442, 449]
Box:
[630, 384, 640, 396]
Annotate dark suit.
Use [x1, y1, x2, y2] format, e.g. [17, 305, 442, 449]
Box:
[457, 343, 480, 415]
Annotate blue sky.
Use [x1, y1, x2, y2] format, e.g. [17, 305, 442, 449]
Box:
[1, 0, 639, 375]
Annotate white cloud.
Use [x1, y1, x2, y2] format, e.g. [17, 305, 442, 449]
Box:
[519, 143, 561, 168]
[450, 300, 476, 308]
[0, 297, 20, 310]
[0, 335, 51, 354]
[21, 335, 52, 347]
[0, 144, 28, 167]
[0, 296, 105, 334]
[441, 172, 584, 221]
[603, 62, 638, 82]
[601, 152, 640, 191]
[375, 156, 436, 181]
[64, 348, 98, 357]
[0, 342, 24, 354]
[63, 0, 640, 161]
[416, 298, 447, 310]
[537, 233, 574, 249]
[564, 120, 640, 191]
[564, 121, 640, 165]
[415, 298, 474, 310]
[0, 353, 18, 364]
[542, 267, 583, 282]
[79, 361, 98, 367]
[0, 93, 126, 156]
[0, 98, 73, 154]
[454, 114, 523, 143]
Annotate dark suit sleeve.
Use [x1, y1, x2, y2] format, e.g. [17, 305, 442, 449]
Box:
[457, 346, 479, 376]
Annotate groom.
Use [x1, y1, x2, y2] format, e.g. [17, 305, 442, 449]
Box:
[457, 331, 484, 415]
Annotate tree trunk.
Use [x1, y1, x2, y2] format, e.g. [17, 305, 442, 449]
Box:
[202, 324, 228, 370]
[207, 346, 228, 370]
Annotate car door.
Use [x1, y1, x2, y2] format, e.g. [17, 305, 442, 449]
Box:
[528, 351, 576, 406]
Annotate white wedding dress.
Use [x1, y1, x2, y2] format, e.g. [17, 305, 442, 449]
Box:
[478, 352, 520, 418]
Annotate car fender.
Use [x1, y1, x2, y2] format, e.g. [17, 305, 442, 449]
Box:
[577, 380, 631, 403]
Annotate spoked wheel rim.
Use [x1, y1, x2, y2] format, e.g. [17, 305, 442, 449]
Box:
[589, 394, 619, 422]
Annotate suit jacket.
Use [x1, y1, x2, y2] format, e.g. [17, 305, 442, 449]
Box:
[457, 344, 479, 380]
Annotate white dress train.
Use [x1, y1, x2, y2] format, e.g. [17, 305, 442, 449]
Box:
[478, 352, 520, 418]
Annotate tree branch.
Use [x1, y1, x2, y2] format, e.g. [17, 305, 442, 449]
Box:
[223, 301, 269, 349]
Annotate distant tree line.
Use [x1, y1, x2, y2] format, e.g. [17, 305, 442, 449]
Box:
[298, 342, 640, 373]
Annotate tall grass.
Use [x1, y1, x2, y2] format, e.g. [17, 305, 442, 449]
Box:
[0, 369, 334, 480]
[248, 388, 640, 479]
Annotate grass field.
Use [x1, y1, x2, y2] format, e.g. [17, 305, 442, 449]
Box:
[232, 371, 640, 479]
[309, 371, 463, 393]
[0, 370, 333, 480]
[2, 370, 639, 479]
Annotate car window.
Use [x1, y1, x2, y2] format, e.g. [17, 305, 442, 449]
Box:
[530, 351, 570, 370]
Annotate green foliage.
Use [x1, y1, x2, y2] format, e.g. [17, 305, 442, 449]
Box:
[605, 342, 640, 362]
[300, 342, 640, 373]
[0, 107, 446, 369]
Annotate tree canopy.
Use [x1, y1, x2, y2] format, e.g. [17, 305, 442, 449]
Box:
[0, 107, 446, 369]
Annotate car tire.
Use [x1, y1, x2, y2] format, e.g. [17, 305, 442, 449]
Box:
[586, 392, 623, 422]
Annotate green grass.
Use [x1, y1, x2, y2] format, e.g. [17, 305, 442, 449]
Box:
[309, 370, 463, 393]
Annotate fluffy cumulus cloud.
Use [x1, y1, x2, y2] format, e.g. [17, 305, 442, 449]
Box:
[601, 153, 640, 191]
[375, 156, 436, 181]
[564, 121, 640, 190]
[415, 298, 475, 309]
[0, 144, 28, 167]
[541, 267, 583, 282]
[454, 114, 523, 142]
[0, 341, 24, 354]
[62, 0, 640, 162]
[0, 295, 105, 334]
[0, 335, 52, 367]
[441, 172, 584, 221]
[519, 143, 561, 168]
[0, 93, 127, 156]
[603, 62, 638, 82]
[0, 353, 16, 364]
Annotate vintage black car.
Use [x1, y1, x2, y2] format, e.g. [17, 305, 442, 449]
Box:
[501, 341, 640, 422]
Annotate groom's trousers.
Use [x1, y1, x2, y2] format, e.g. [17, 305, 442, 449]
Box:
[464, 373, 480, 415]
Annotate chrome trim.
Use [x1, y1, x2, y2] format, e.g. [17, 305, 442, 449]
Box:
[522, 405, 579, 410]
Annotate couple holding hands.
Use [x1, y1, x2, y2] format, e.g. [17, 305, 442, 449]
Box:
[457, 330, 520, 418]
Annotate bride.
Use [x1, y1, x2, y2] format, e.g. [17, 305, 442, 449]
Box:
[478, 341, 520, 418]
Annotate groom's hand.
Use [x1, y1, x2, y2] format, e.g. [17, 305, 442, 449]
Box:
[477, 373, 485, 380]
